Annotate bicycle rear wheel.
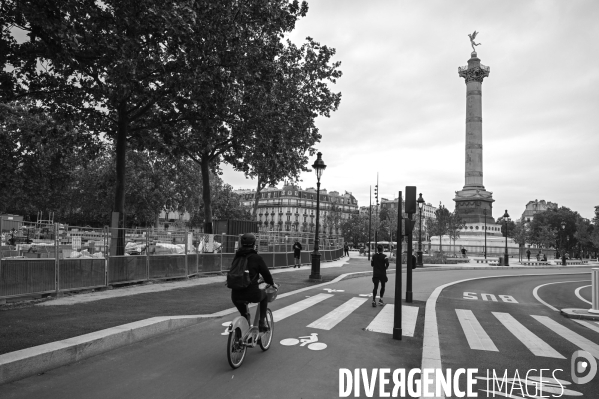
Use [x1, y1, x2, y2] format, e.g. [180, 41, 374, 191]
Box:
[227, 327, 246, 369]
[259, 309, 274, 351]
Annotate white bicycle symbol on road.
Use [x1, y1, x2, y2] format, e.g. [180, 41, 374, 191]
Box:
[280, 333, 327, 350]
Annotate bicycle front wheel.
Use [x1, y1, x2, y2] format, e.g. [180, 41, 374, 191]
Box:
[227, 327, 246, 369]
[259, 309, 274, 351]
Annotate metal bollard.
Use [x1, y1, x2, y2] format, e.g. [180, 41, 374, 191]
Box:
[590, 268, 599, 314]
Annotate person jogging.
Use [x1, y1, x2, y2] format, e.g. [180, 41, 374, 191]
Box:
[371, 245, 389, 307]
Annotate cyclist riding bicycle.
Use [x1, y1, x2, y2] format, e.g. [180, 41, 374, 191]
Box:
[231, 233, 277, 333]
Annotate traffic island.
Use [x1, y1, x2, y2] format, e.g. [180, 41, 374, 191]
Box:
[560, 308, 599, 321]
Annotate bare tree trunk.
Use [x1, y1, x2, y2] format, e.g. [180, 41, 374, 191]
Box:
[200, 153, 213, 234]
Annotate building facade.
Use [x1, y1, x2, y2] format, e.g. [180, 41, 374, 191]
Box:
[234, 184, 359, 235]
[521, 199, 558, 223]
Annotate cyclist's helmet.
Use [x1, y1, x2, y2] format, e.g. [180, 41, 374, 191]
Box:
[240, 233, 256, 247]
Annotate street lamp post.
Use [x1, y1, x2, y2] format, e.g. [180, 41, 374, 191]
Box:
[503, 210, 510, 266]
[368, 186, 372, 261]
[483, 208, 487, 259]
[310, 152, 326, 281]
[561, 221, 566, 266]
[416, 193, 424, 267]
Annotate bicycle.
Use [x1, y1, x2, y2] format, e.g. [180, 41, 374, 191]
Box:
[226, 281, 279, 369]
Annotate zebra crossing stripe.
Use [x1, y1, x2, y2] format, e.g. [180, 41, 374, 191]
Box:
[455, 309, 498, 351]
[573, 319, 599, 334]
[308, 297, 368, 330]
[272, 293, 333, 322]
[492, 312, 565, 359]
[365, 305, 419, 337]
[532, 316, 599, 359]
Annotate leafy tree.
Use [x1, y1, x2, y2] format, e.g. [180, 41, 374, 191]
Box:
[3, 0, 209, 252]
[496, 217, 517, 238]
[573, 218, 593, 258]
[447, 211, 465, 254]
[428, 203, 450, 252]
[325, 202, 343, 236]
[379, 206, 398, 243]
[529, 207, 580, 253]
[510, 221, 530, 261]
[0, 102, 100, 216]
[340, 214, 369, 247]
[155, 3, 341, 233]
[590, 227, 599, 258]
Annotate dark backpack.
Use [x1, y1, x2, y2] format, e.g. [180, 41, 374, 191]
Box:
[226, 255, 253, 289]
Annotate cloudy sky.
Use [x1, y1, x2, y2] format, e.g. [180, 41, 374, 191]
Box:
[223, 0, 599, 221]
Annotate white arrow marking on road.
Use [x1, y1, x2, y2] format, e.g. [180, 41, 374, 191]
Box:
[456, 309, 498, 351]
[532, 315, 599, 359]
[308, 297, 368, 330]
[272, 293, 333, 322]
[323, 288, 345, 293]
[493, 312, 565, 358]
[365, 305, 419, 337]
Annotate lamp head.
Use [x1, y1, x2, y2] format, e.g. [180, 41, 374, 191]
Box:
[561, 221, 566, 230]
[503, 210, 509, 219]
[312, 152, 326, 182]
[417, 193, 425, 210]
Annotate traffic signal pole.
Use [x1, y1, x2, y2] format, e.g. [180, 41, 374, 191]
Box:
[405, 186, 417, 303]
[393, 191, 403, 340]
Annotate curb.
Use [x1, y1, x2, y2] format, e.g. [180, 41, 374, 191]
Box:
[560, 308, 599, 321]
[0, 269, 375, 386]
[419, 271, 593, 399]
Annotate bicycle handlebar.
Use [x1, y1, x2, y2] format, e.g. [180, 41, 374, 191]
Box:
[257, 278, 279, 290]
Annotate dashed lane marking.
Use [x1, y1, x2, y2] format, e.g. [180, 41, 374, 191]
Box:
[493, 312, 565, 359]
[572, 319, 599, 334]
[455, 309, 498, 351]
[365, 304, 419, 337]
[532, 315, 599, 359]
[272, 293, 333, 322]
[307, 297, 368, 330]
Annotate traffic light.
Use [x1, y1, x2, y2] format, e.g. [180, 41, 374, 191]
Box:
[374, 185, 378, 204]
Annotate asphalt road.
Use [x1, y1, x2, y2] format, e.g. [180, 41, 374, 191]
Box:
[1, 266, 596, 399]
[437, 272, 598, 398]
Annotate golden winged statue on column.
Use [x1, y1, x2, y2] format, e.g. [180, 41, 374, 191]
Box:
[468, 30, 481, 52]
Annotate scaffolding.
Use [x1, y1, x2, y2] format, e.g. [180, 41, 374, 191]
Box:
[36, 211, 54, 229]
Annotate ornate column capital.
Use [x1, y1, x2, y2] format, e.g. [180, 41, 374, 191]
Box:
[458, 65, 490, 83]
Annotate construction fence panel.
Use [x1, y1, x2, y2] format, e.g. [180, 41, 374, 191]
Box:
[108, 255, 147, 284]
[0, 259, 55, 297]
[59, 258, 107, 290]
[220, 253, 236, 272]
[149, 255, 186, 280]
[262, 253, 275, 269]
[199, 254, 221, 273]
[274, 253, 287, 268]
[301, 252, 311, 264]
[187, 254, 198, 275]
